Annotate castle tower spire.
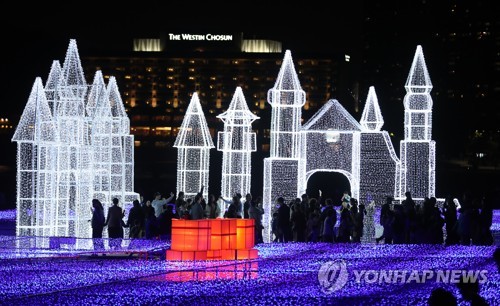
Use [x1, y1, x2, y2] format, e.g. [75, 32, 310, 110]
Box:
[400, 45, 436, 201]
[262, 50, 306, 242]
[360, 86, 384, 131]
[268, 50, 306, 158]
[217, 87, 259, 203]
[174, 93, 214, 199]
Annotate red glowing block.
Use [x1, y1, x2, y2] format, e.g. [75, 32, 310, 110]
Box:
[236, 218, 255, 250]
[210, 218, 237, 250]
[171, 219, 211, 251]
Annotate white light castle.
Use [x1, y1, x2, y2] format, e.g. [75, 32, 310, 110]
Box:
[12, 40, 138, 238]
[174, 93, 214, 200]
[217, 87, 259, 205]
[262, 46, 436, 242]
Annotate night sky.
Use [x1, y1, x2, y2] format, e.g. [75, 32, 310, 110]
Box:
[0, 1, 364, 118]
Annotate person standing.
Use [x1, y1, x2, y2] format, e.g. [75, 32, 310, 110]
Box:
[175, 191, 187, 218]
[189, 193, 205, 220]
[105, 198, 125, 249]
[243, 193, 254, 219]
[152, 192, 174, 218]
[91, 199, 105, 250]
[205, 194, 221, 219]
[248, 200, 264, 244]
[277, 197, 291, 242]
[126, 200, 145, 239]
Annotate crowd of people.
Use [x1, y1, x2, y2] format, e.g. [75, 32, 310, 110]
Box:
[377, 191, 494, 246]
[89, 188, 266, 247]
[89, 189, 496, 249]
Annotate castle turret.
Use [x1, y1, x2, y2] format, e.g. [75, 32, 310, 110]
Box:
[174, 93, 214, 199]
[262, 50, 305, 242]
[360, 86, 384, 131]
[107, 77, 137, 202]
[217, 87, 259, 207]
[268, 50, 306, 158]
[12, 78, 58, 237]
[399, 45, 436, 201]
[44, 61, 61, 115]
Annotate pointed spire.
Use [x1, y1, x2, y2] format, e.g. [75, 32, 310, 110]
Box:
[174, 93, 214, 148]
[273, 50, 302, 90]
[360, 86, 384, 131]
[107, 76, 130, 134]
[12, 78, 58, 142]
[44, 60, 61, 115]
[107, 77, 127, 118]
[268, 50, 306, 107]
[59, 39, 87, 99]
[217, 87, 259, 123]
[86, 71, 108, 118]
[405, 45, 432, 93]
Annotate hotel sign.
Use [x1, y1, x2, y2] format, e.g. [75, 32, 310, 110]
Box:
[168, 33, 233, 41]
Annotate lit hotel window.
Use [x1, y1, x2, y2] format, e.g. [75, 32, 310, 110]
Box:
[154, 127, 172, 137]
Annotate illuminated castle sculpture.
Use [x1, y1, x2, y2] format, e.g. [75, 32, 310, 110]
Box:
[174, 93, 214, 200]
[12, 40, 138, 238]
[217, 87, 259, 206]
[262, 47, 435, 242]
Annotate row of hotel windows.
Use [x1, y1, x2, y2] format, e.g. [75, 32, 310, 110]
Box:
[134, 140, 271, 152]
[131, 127, 271, 139]
[98, 59, 322, 72]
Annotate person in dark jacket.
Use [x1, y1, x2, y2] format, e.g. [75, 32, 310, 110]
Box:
[126, 200, 145, 239]
[105, 198, 125, 249]
[277, 197, 291, 242]
[158, 204, 175, 241]
[91, 199, 105, 250]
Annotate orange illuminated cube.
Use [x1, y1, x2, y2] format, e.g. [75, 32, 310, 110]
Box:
[167, 219, 259, 261]
[210, 218, 237, 250]
[171, 219, 211, 251]
[236, 219, 255, 250]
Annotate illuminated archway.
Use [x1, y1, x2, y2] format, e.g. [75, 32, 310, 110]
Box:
[305, 170, 352, 204]
[306, 169, 359, 205]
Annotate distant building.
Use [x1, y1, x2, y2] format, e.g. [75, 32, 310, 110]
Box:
[82, 32, 358, 195]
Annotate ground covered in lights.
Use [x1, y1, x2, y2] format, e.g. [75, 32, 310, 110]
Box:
[0, 241, 498, 305]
